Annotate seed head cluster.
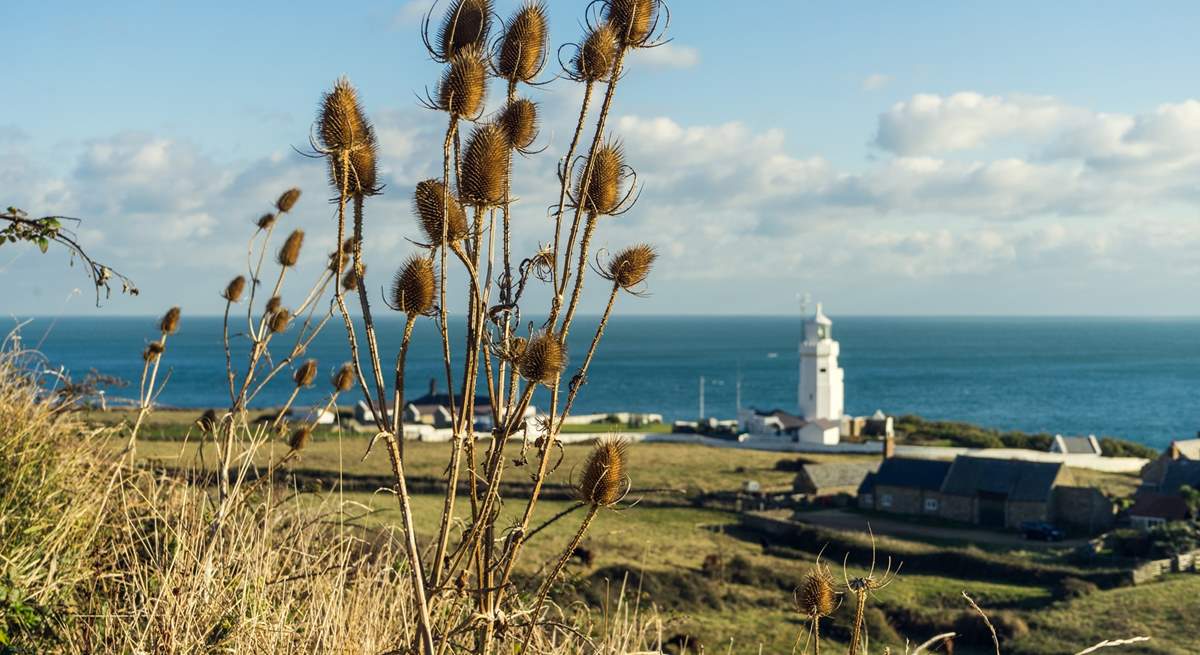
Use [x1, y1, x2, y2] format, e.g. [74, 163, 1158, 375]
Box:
[294, 359, 318, 387]
[500, 98, 539, 152]
[796, 564, 837, 619]
[332, 363, 355, 392]
[276, 188, 302, 213]
[392, 255, 437, 316]
[438, 45, 488, 118]
[223, 276, 246, 303]
[577, 141, 625, 215]
[461, 122, 512, 207]
[496, 1, 548, 84]
[604, 244, 656, 291]
[278, 230, 305, 267]
[578, 438, 628, 507]
[414, 179, 470, 243]
[574, 23, 618, 82]
[518, 331, 566, 386]
[436, 0, 492, 61]
[158, 307, 181, 335]
[606, 0, 658, 47]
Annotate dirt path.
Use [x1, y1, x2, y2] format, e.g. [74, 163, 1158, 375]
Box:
[791, 508, 1088, 550]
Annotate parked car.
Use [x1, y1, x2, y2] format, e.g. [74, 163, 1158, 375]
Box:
[1020, 521, 1065, 541]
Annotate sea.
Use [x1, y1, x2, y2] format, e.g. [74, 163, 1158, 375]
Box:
[6, 315, 1199, 449]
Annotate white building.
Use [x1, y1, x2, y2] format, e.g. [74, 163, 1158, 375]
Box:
[797, 304, 843, 445]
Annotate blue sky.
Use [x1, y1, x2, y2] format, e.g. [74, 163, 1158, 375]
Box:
[4, 1, 1200, 316]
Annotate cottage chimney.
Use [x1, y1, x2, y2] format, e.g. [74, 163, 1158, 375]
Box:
[428, 377, 437, 397]
[883, 433, 895, 460]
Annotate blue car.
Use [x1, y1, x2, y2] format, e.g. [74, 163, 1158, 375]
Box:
[1020, 521, 1065, 541]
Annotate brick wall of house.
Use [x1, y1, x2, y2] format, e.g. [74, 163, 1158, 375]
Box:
[940, 495, 974, 523]
[1005, 500, 1049, 528]
[1052, 486, 1115, 533]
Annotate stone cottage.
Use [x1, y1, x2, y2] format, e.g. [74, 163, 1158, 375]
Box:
[794, 461, 879, 498]
[857, 457, 952, 516]
[1130, 445, 1200, 530]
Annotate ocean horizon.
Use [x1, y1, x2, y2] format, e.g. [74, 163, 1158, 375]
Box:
[6, 314, 1198, 449]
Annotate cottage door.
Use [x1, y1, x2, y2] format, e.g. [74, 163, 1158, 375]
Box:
[977, 491, 1007, 528]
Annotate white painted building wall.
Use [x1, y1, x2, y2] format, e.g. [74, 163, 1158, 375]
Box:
[798, 304, 844, 422]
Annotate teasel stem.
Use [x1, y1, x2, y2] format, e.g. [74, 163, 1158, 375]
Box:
[556, 281, 618, 430]
[271, 386, 302, 430]
[352, 194, 391, 421]
[244, 272, 336, 403]
[330, 151, 377, 427]
[245, 222, 276, 341]
[126, 332, 169, 466]
[554, 45, 628, 329]
[558, 211, 598, 342]
[520, 505, 599, 653]
[437, 115, 460, 427]
[848, 588, 868, 655]
[390, 314, 416, 453]
[549, 80, 595, 317]
[223, 298, 236, 405]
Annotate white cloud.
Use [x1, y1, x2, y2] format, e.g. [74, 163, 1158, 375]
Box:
[633, 43, 700, 69]
[861, 73, 891, 91]
[391, 0, 434, 28]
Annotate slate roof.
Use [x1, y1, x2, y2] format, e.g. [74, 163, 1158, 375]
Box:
[868, 457, 952, 492]
[1055, 435, 1102, 455]
[940, 456, 1063, 503]
[797, 461, 879, 494]
[1159, 459, 1200, 494]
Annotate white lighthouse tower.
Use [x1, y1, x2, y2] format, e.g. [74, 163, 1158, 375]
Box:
[798, 303, 844, 423]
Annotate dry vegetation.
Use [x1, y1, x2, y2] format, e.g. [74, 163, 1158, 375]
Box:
[0, 1, 1172, 653]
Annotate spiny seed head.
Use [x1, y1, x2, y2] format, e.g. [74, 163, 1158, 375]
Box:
[318, 78, 369, 153]
[517, 331, 566, 386]
[605, 0, 657, 47]
[578, 438, 628, 507]
[294, 359, 318, 387]
[265, 295, 282, 314]
[332, 363, 355, 392]
[797, 565, 837, 618]
[574, 22, 618, 81]
[289, 426, 312, 451]
[500, 98, 539, 151]
[437, 0, 492, 60]
[438, 44, 488, 118]
[414, 179, 469, 243]
[328, 239, 353, 272]
[328, 125, 379, 196]
[159, 307, 181, 335]
[461, 122, 511, 207]
[143, 341, 165, 362]
[342, 265, 364, 292]
[577, 140, 625, 215]
[276, 188, 302, 213]
[278, 229, 305, 267]
[222, 276, 246, 303]
[257, 213, 276, 230]
[507, 336, 527, 362]
[604, 243, 656, 291]
[269, 308, 291, 334]
[497, 1, 548, 83]
[392, 255, 437, 316]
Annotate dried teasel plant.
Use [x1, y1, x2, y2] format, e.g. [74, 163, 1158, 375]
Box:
[794, 552, 839, 655]
[301, 2, 670, 652]
[125, 306, 182, 465]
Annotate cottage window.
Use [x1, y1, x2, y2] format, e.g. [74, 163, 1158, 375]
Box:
[924, 498, 939, 512]
[881, 494, 893, 508]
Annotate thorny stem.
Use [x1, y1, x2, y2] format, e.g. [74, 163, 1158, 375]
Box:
[391, 315, 417, 448]
[848, 590, 867, 655]
[520, 505, 599, 653]
[558, 212, 598, 343]
[548, 80, 595, 321]
[554, 45, 628, 330]
[352, 194, 391, 419]
[223, 300, 236, 405]
[126, 332, 168, 466]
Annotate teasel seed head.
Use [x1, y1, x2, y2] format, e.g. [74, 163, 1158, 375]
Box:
[517, 330, 566, 386]
[294, 359, 318, 387]
[436, 0, 493, 61]
[328, 239, 353, 273]
[318, 78, 369, 154]
[328, 123, 380, 196]
[414, 179, 470, 243]
[276, 188, 302, 213]
[391, 255, 437, 316]
[265, 295, 282, 314]
[574, 22, 618, 82]
[796, 564, 837, 618]
[507, 336, 527, 363]
[222, 276, 246, 303]
[159, 307, 181, 335]
[142, 340, 165, 362]
[342, 264, 364, 292]
[577, 140, 625, 215]
[461, 122, 511, 207]
[497, 1, 548, 84]
[278, 230, 305, 267]
[332, 363, 355, 392]
[605, 0, 658, 47]
[603, 243, 656, 291]
[257, 213, 276, 230]
[269, 308, 291, 334]
[500, 98, 539, 152]
[289, 426, 312, 451]
[437, 44, 488, 118]
[578, 438, 628, 507]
